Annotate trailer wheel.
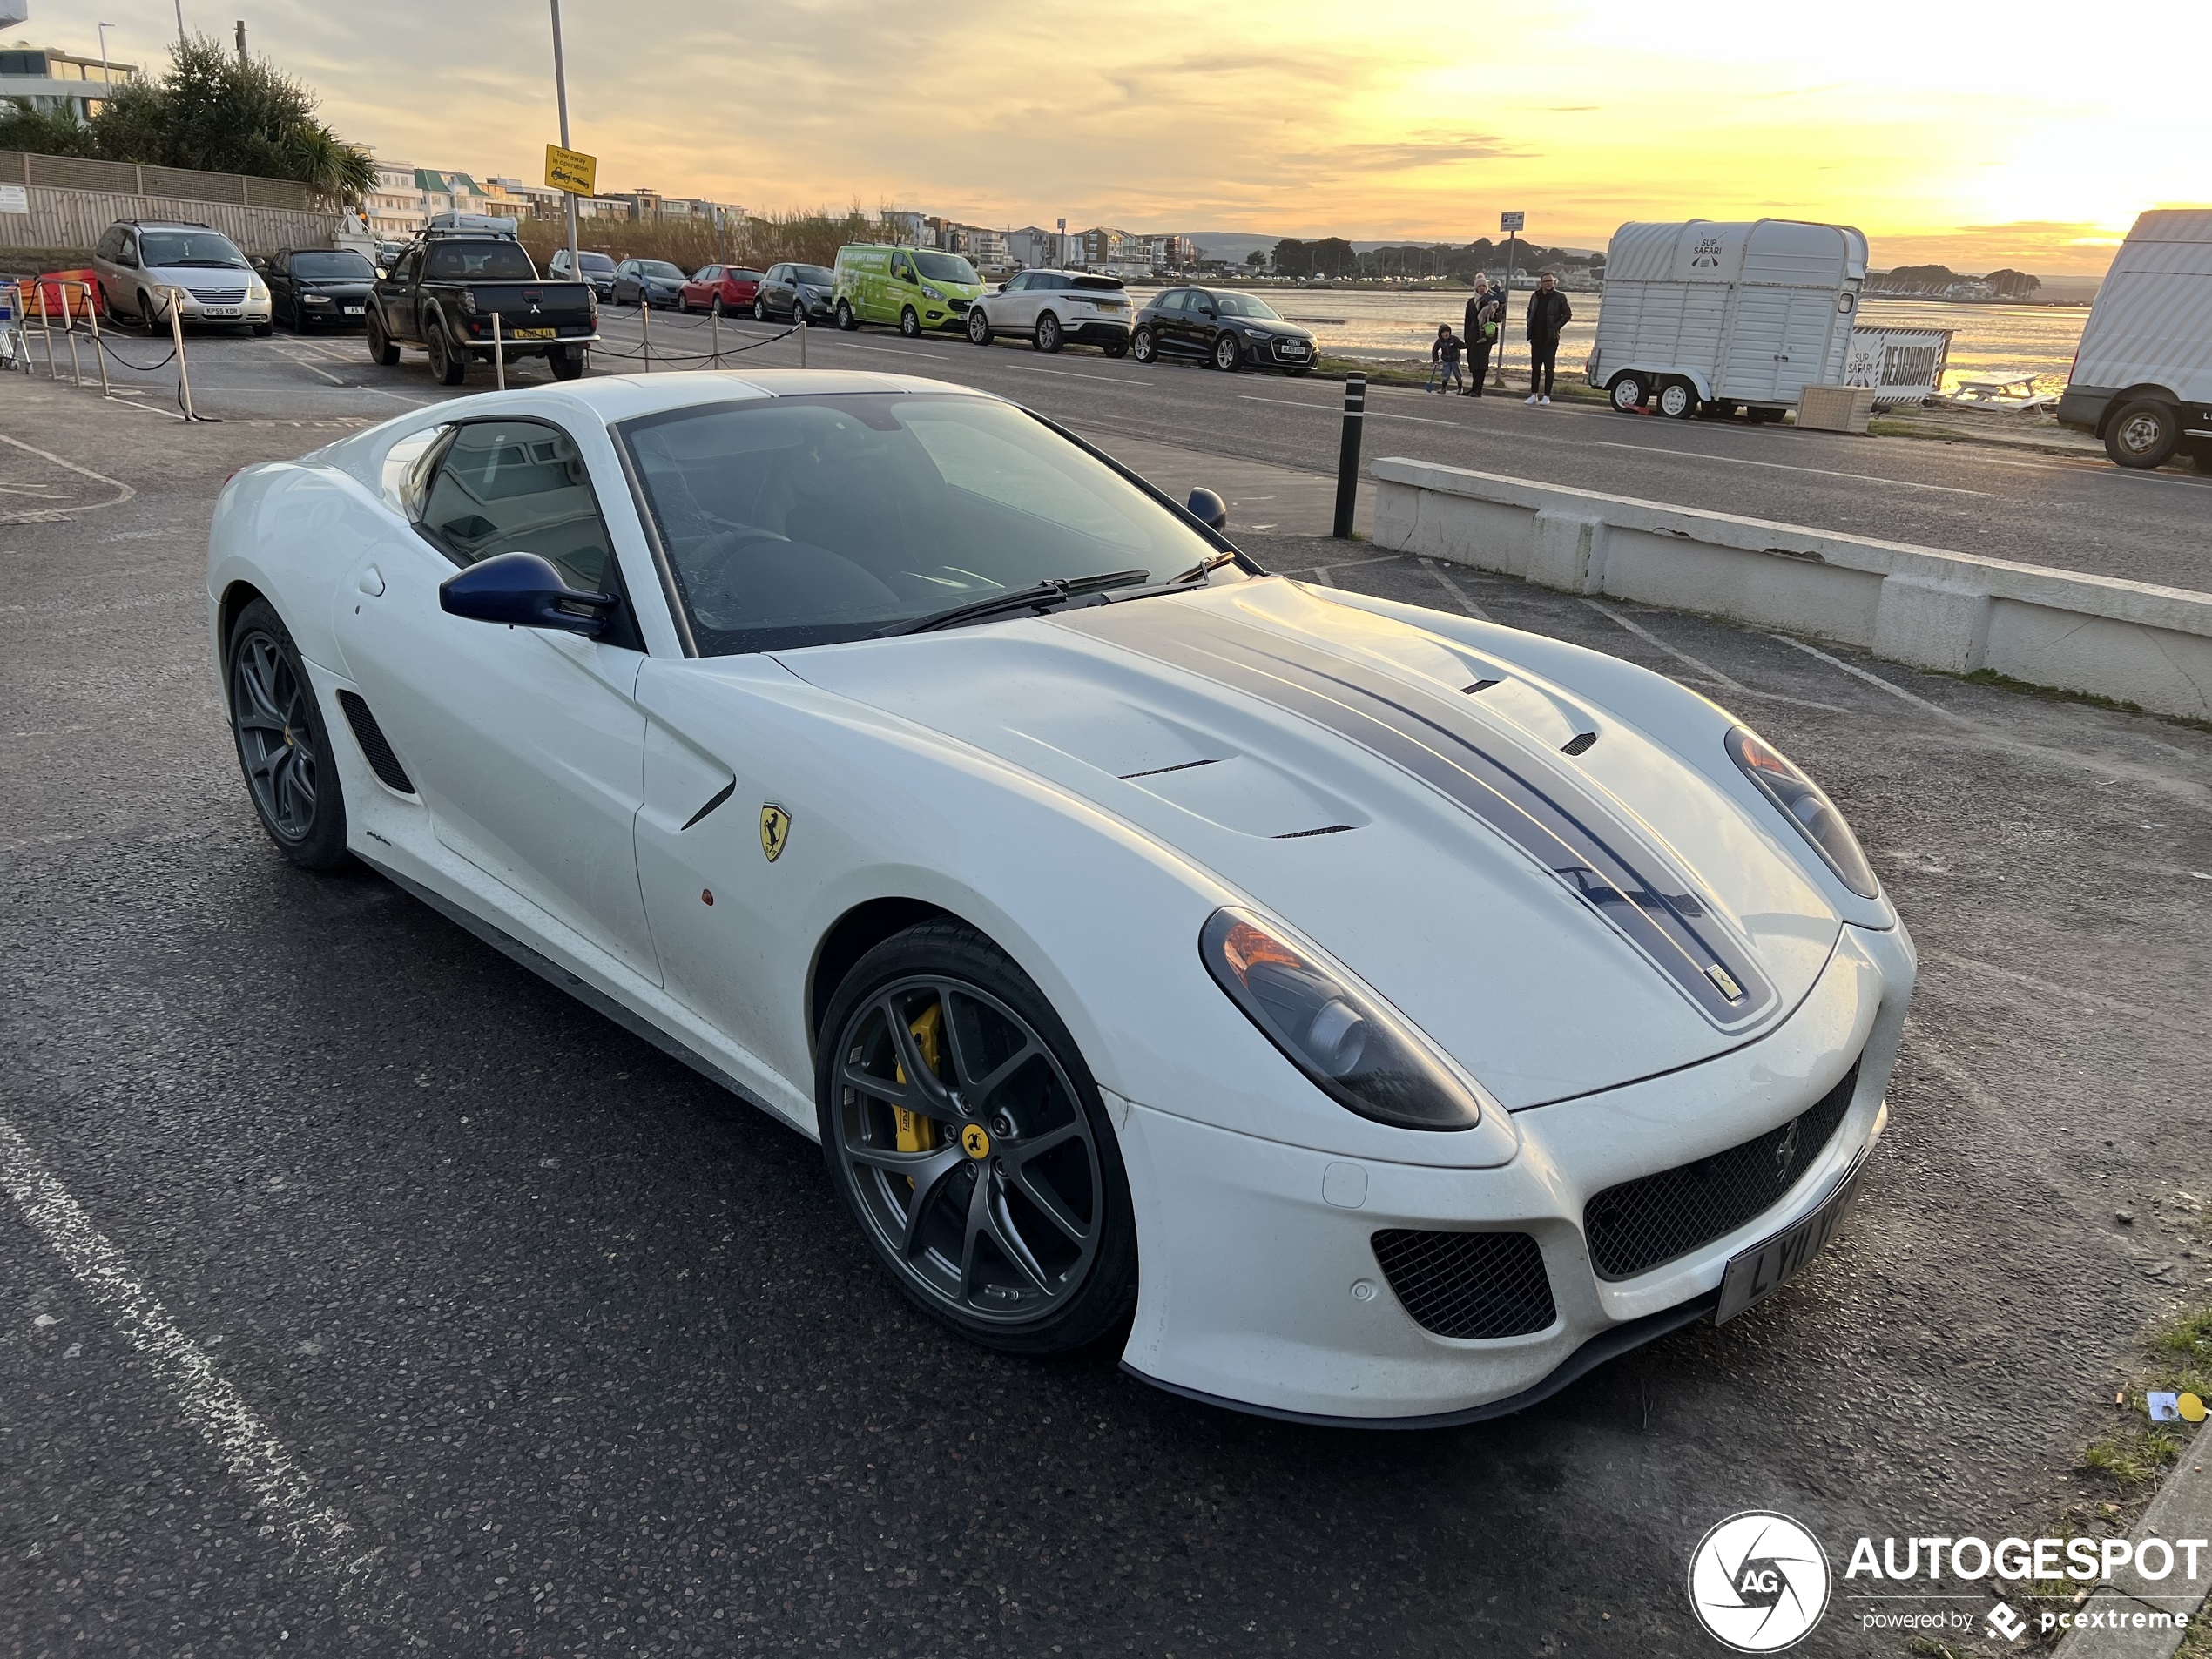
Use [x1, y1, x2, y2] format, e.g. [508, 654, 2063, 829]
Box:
[1608, 374, 1645, 413]
[1694, 400, 1736, 421]
[1657, 381, 1698, 419]
[1749, 407, 1785, 424]
[2104, 399, 2180, 470]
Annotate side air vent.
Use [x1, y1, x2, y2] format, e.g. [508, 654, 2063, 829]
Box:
[1561, 732, 1597, 756]
[335, 690, 415, 794]
[1372, 1230, 1556, 1339]
[1121, 758, 1222, 779]
[1273, 823, 1355, 840]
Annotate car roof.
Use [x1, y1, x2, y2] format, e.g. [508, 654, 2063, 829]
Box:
[547, 371, 1001, 423]
[121, 219, 213, 229]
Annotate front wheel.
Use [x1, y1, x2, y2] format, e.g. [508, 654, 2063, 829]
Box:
[226, 598, 349, 870]
[1657, 381, 1697, 419]
[1211, 333, 1242, 372]
[816, 921, 1138, 1354]
[753, 295, 767, 322]
[251, 320, 273, 338]
[900, 306, 922, 339]
[967, 307, 993, 346]
[1130, 326, 1157, 364]
[835, 299, 857, 332]
[365, 308, 400, 367]
[1034, 313, 1062, 354]
[2105, 399, 2180, 469]
[1608, 373, 1645, 412]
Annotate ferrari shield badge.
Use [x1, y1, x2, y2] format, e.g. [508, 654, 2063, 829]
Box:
[759, 803, 792, 863]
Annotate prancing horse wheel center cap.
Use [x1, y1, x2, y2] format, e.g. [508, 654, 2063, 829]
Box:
[959, 1123, 991, 1160]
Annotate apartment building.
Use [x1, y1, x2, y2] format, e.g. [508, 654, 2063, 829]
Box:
[0, 44, 138, 120]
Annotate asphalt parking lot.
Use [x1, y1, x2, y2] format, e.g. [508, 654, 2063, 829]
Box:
[3, 359, 2210, 1657]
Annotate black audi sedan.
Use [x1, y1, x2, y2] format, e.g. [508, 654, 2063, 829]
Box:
[266, 247, 378, 332]
[1129, 286, 1315, 374]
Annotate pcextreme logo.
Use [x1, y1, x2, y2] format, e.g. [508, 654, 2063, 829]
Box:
[1687, 1513, 1831, 1652]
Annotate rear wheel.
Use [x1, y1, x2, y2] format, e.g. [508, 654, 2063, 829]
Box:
[1657, 380, 1697, 419]
[900, 306, 922, 339]
[967, 307, 993, 346]
[1608, 373, 1645, 412]
[547, 343, 587, 381]
[1035, 313, 1063, 354]
[1211, 333, 1242, 372]
[1749, 406, 1785, 424]
[817, 921, 1137, 1354]
[1130, 326, 1157, 364]
[835, 299, 857, 332]
[1102, 338, 1128, 359]
[2105, 399, 2180, 469]
[426, 322, 468, 386]
[365, 307, 399, 367]
[226, 598, 349, 871]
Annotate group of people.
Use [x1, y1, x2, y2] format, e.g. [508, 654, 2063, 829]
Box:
[1427, 273, 1574, 405]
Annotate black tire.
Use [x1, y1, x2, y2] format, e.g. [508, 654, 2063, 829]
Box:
[426, 322, 468, 386]
[1034, 312, 1063, 354]
[137, 288, 161, 332]
[251, 320, 273, 338]
[900, 306, 922, 339]
[1608, 373, 1644, 412]
[1211, 333, 1242, 372]
[1101, 339, 1128, 359]
[752, 295, 766, 321]
[835, 299, 857, 332]
[366, 308, 399, 367]
[1130, 326, 1157, 364]
[1750, 407, 1785, 424]
[2105, 399, 2181, 469]
[2190, 444, 2212, 475]
[817, 920, 1137, 1354]
[967, 307, 993, 346]
[547, 343, 586, 381]
[226, 598, 349, 871]
[1694, 400, 1736, 421]
[1657, 380, 1697, 419]
[1282, 366, 1311, 377]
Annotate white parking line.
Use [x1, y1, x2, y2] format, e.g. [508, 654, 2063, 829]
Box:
[1589, 441, 1988, 496]
[1767, 633, 1973, 724]
[1307, 565, 1338, 586]
[1239, 395, 1458, 427]
[1003, 362, 1150, 387]
[0, 433, 137, 507]
[840, 341, 963, 361]
[0, 1118, 364, 1571]
[272, 350, 346, 388]
[1420, 557, 1493, 620]
[1584, 600, 1845, 711]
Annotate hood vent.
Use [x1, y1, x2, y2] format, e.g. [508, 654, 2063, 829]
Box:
[1120, 757, 1222, 779]
[1274, 823, 1356, 840]
[1561, 732, 1598, 756]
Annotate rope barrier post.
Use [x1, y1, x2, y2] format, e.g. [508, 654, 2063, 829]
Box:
[798, 316, 806, 369]
[640, 300, 651, 373]
[168, 287, 196, 421]
[711, 302, 718, 367]
[493, 311, 505, 392]
[37, 280, 56, 379]
[62, 283, 85, 388]
[1332, 373, 1366, 540]
[81, 282, 110, 398]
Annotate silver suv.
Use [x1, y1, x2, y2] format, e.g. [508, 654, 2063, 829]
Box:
[92, 219, 273, 334]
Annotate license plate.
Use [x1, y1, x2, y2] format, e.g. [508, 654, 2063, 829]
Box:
[343, 306, 364, 315]
[202, 306, 239, 317]
[1714, 1160, 1863, 1323]
[509, 327, 555, 340]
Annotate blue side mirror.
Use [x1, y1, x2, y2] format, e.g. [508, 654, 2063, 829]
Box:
[1186, 488, 1228, 532]
[439, 550, 614, 637]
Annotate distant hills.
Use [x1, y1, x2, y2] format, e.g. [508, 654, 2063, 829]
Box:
[1176, 230, 1601, 264]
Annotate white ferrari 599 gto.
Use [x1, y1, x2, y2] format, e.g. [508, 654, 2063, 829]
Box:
[207, 370, 1913, 1426]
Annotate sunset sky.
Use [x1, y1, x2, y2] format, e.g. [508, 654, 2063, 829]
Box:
[49, 0, 2212, 276]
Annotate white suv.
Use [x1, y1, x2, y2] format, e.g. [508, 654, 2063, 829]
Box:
[965, 269, 1131, 355]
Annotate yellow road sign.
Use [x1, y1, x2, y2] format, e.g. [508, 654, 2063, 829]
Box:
[544, 144, 597, 197]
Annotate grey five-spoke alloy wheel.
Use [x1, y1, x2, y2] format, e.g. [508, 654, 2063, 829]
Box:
[1212, 333, 1242, 372]
[226, 597, 349, 870]
[817, 921, 1137, 1353]
[967, 306, 993, 346]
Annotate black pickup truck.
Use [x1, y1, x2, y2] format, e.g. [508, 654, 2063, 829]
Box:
[366, 220, 597, 386]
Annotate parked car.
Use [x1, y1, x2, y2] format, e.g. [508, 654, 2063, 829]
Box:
[2056, 209, 2212, 472]
[365, 219, 597, 385]
[91, 219, 273, 334]
[266, 247, 378, 332]
[832, 244, 984, 336]
[547, 247, 617, 300]
[678, 265, 765, 315]
[1129, 287, 1314, 374]
[965, 269, 1131, 355]
[611, 259, 686, 309]
[756, 262, 834, 323]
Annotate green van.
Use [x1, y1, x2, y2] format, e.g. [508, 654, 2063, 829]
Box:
[832, 244, 986, 338]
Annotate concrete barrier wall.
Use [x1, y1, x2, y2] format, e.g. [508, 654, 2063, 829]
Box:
[1372, 457, 2212, 722]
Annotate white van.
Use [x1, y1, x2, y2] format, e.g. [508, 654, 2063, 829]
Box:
[1586, 219, 1866, 421]
[2056, 209, 2212, 471]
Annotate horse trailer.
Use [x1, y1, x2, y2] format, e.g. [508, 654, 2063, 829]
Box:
[1587, 219, 1867, 421]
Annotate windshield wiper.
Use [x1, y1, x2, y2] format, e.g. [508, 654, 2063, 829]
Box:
[1168, 550, 1242, 584]
[880, 568, 1152, 636]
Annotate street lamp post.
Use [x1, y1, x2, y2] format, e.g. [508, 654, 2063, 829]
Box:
[550, 0, 579, 276]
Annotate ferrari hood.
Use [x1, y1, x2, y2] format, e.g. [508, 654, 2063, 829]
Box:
[775, 578, 1843, 1108]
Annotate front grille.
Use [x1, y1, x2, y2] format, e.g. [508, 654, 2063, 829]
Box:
[948, 298, 971, 314]
[1271, 338, 1312, 361]
[335, 690, 415, 793]
[1372, 1229, 1556, 1339]
[185, 286, 247, 305]
[1584, 1064, 1859, 1280]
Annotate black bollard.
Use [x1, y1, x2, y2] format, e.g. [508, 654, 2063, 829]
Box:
[1332, 374, 1366, 540]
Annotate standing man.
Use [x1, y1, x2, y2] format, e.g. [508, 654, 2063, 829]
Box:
[1462, 275, 1501, 397]
[1523, 272, 1572, 406]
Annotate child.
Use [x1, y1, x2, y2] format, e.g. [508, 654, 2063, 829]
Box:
[1430, 324, 1465, 394]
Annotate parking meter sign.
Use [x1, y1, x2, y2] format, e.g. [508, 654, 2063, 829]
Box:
[1500, 211, 1525, 233]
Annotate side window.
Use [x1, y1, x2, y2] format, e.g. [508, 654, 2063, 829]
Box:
[118, 231, 138, 265]
[1157, 289, 1185, 314]
[97, 226, 121, 261]
[390, 247, 421, 286]
[892, 253, 914, 283]
[271, 252, 290, 277]
[416, 421, 617, 595]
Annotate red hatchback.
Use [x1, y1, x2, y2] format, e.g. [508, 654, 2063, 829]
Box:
[680, 265, 765, 314]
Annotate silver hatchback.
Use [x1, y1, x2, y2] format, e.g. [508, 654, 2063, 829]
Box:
[92, 219, 273, 334]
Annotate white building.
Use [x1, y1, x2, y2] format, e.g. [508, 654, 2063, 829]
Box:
[0, 43, 138, 121]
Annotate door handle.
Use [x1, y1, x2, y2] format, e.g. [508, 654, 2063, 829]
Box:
[357, 564, 385, 597]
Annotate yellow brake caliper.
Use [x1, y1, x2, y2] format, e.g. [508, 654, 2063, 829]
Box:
[894, 1001, 944, 1160]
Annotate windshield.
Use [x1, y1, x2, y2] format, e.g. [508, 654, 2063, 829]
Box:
[619, 394, 1239, 655]
[424, 241, 537, 280]
[292, 251, 374, 280]
[793, 265, 833, 286]
[638, 260, 685, 279]
[1211, 292, 1282, 320]
[138, 231, 247, 268]
[578, 252, 616, 273]
[913, 251, 978, 286]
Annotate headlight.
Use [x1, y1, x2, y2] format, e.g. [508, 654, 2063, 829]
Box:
[303, 293, 332, 305]
[1200, 907, 1483, 1131]
[248, 280, 268, 299]
[921, 284, 946, 302]
[1726, 725, 1879, 898]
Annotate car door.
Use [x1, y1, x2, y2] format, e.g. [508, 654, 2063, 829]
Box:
[887, 251, 918, 322]
[266, 251, 293, 325]
[377, 246, 425, 341]
[1151, 289, 1189, 354]
[1184, 288, 1221, 357]
[333, 416, 661, 981]
[993, 271, 1030, 328]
